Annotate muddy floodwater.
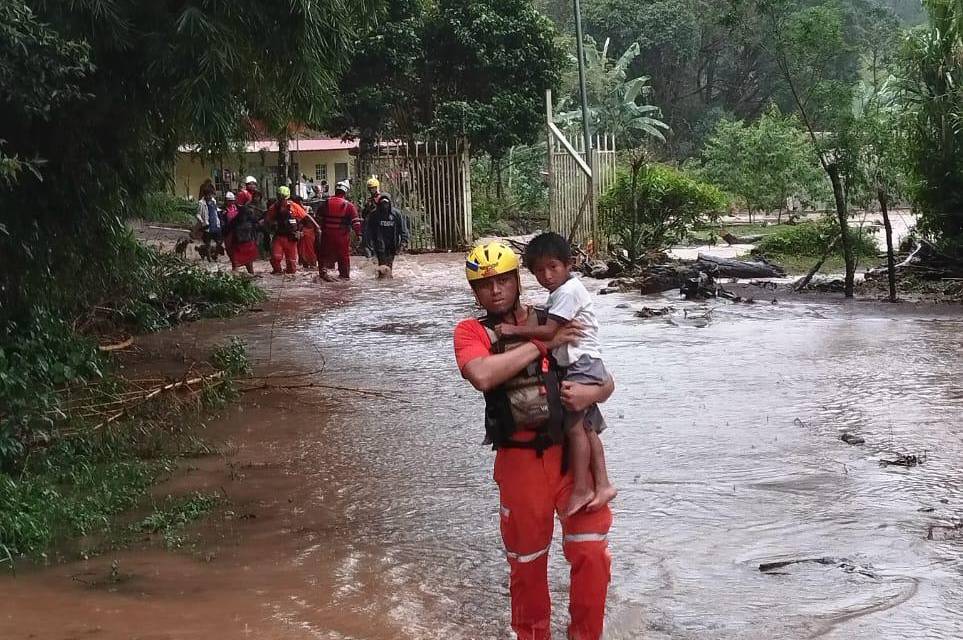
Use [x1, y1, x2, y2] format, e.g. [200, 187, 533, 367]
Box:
[2, 254, 962, 639]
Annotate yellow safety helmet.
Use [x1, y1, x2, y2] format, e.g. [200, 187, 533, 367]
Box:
[465, 241, 520, 282]
[277, 185, 291, 198]
[366, 177, 380, 189]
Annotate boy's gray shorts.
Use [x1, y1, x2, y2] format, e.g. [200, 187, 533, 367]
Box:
[563, 354, 608, 433]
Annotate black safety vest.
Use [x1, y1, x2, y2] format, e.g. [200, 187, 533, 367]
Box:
[480, 308, 565, 456]
[275, 203, 298, 239]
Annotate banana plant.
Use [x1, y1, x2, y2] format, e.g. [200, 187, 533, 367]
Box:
[557, 37, 670, 147]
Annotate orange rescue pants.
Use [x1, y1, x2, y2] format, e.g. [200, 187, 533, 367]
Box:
[270, 235, 299, 274]
[494, 443, 613, 640]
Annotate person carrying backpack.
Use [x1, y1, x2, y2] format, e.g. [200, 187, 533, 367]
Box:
[363, 177, 409, 278]
[264, 186, 321, 274]
[223, 200, 260, 274]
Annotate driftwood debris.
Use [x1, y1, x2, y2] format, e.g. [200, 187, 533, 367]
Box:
[879, 452, 926, 468]
[759, 557, 878, 579]
[841, 433, 865, 446]
[634, 306, 674, 318]
[794, 234, 841, 291]
[722, 232, 766, 246]
[98, 336, 134, 352]
[696, 254, 785, 279]
[866, 240, 963, 282]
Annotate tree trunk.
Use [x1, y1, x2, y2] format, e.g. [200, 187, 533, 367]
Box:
[495, 157, 504, 200]
[826, 163, 855, 297]
[277, 135, 290, 188]
[357, 137, 376, 186]
[878, 188, 897, 302]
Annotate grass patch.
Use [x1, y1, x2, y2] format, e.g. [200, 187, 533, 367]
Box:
[752, 253, 857, 275]
[0, 335, 250, 565]
[0, 432, 174, 562]
[687, 223, 801, 244]
[138, 192, 196, 226]
[130, 491, 223, 549]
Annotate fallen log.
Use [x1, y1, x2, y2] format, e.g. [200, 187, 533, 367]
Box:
[721, 232, 766, 246]
[696, 254, 786, 278]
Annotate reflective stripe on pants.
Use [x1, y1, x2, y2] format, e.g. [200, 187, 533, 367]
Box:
[494, 444, 613, 640]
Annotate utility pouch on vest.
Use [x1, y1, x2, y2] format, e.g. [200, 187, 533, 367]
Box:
[481, 309, 564, 453]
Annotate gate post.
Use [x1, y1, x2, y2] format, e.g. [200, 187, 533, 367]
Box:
[460, 138, 473, 247]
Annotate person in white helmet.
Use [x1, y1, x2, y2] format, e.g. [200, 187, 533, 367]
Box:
[317, 180, 363, 281]
[236, 175, 257, 207]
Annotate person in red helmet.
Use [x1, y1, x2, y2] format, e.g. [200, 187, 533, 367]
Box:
[453, 241, 616, 640]
[264, 185, 320, 274]
[317, 180, 363, 281]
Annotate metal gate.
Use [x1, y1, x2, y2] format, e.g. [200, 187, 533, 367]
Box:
[548, 133, 617, 250]
[366, 139, 473, 251]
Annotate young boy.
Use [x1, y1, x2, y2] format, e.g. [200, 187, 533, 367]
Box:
[496, 232, 617, 517]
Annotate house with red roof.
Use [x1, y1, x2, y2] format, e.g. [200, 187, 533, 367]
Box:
[172, 136, 358, 198]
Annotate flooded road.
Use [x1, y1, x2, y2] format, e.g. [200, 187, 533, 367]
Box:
[2, 254, 962, 639]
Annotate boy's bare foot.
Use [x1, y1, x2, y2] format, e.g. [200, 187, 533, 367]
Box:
[564, 487, 595, 518]
[586, 485, 618, 512]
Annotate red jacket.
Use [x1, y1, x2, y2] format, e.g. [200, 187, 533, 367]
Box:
[318, 196, 362, 236]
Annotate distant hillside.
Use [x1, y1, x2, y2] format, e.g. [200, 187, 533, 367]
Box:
[882, 0, 927, 25]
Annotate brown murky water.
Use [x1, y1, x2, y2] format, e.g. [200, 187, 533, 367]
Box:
[2, 254, 962, 639]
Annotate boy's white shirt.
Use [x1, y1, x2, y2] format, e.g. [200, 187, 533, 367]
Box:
[545, 275, 601, 366]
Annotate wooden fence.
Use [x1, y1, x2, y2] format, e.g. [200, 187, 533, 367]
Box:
[366, 140, 473, 251]
[548, 132, 617, 252]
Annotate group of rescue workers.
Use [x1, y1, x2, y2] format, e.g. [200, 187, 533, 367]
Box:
[194, 176, 409, 280]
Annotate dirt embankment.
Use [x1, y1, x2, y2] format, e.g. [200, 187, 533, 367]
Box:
[0, 279, 411, 639]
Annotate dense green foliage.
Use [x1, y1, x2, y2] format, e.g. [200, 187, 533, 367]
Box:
[753, 218, 879, 257]
[0, 243, 261, 471]
[700, 107, 825, 220]
[556, 38, 669, 147]
[0, 335, 247, 562]
[0, 433, 167, 560]
[902, 0, 963, 254]
[119, 247, 265, 332]
[328, 0, 565, 163]
[140, 193, 196, 225]
[0, 0, 364, 323]
[0, 316, 103, 466]
[600, 163, 727, 260]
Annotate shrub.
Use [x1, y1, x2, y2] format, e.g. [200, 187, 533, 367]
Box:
[600, 163, 728, 261]
[753, 217, 878, 257]
[139, 192, 196, 225]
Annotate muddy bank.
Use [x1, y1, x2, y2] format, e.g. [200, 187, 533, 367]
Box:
[1, 254, 962, 639]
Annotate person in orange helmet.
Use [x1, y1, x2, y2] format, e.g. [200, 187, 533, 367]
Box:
[453, 241, 616, 640]
[264, 185, 321, 274]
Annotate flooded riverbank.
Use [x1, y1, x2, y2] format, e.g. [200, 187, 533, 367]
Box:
[1, 254, 961, 639]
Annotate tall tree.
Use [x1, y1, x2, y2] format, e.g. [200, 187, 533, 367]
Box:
[902, 0, 963, 256]
[325, 0, 428, 174]
[756, 0, 863, 296]
[425, 0, 566, 161]
[701, 106, 824, 222]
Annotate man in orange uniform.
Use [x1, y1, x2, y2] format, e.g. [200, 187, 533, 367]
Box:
[317, 181, 363, 281]
[264, 185, 320, 274]
[453, 241, 615, 640]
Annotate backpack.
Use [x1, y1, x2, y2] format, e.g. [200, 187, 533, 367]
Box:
[234, 207, 256, 243]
